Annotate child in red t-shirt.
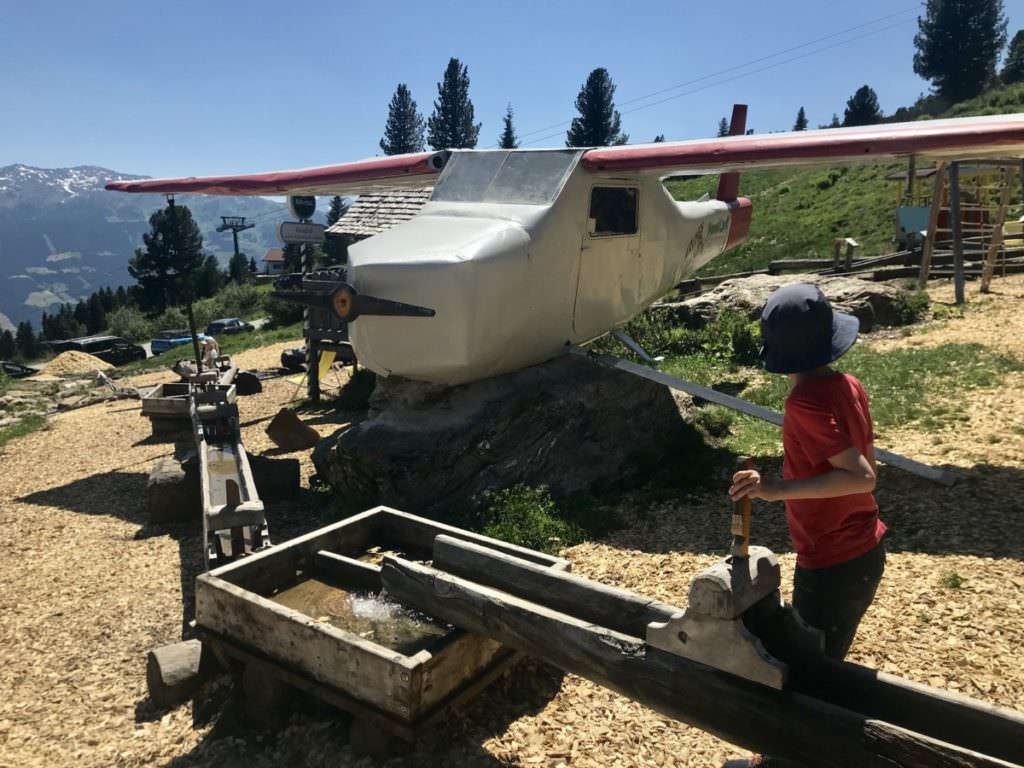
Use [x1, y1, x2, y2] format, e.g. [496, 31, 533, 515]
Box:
[728, 283, 886, 663]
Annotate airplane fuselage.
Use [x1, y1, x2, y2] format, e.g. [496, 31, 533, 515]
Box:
[347, 150, 750, 384]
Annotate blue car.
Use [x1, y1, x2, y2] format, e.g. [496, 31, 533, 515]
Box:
[150, 329, 210, 355]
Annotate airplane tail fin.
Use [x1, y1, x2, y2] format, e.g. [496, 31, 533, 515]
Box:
[716, 104, 748, 203]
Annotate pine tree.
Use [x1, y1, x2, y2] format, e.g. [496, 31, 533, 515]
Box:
[85, 293, 106, 334]
[228, 251, 250, 283]
[282, 243, 304, 273]
[716, 117, 730, 137]
[566, 68, 628, 147]
[829, 113, 841, 128]
[1003, 29, 1024, 84]
[498, 104, 519, 149]
[652, 134, 666, 143]
[0, 329, 14, 360]
[115, 286, 129, 308]
[127, 201, 206, 313]
[379, 84, 425, 155]
[427, 58, 481, 150]
[914, 0, 1007, 103]
[249, 256, 258, 275]
[326, 196, 348, 227]
[793, 107, 809, 131]
[323, 195, 351, 267]
[843, 85, 883, 126]
[15, 321, 37, 360]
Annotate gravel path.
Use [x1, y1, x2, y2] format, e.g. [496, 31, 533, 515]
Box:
[1, 288, 1023, 768]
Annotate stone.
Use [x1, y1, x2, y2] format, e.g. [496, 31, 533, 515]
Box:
[659, 274, 919, 333]
[235, 371, 262, 396]
[146, 454, 201, 523]
[146, 639, 219, 709]
[266, 408, 320, 451]
[312, 354, 690, 516]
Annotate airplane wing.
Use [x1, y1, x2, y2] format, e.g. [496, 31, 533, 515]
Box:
[104, 150, 449, 196]
[582, 114, 1024, 176]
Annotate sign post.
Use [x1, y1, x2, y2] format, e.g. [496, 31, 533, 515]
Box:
[282, 196, 323, 402]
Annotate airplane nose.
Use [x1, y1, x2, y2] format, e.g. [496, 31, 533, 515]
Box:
[346, 215, 532, 383]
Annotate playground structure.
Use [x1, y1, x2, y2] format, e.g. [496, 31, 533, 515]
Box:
[186, 505, 1024, 766]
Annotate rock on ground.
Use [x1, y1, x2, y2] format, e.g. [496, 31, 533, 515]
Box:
[660, 274, 919, 332]
[313, 355, 687, 515]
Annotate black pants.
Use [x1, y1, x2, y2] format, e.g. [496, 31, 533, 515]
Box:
[792, 540, 886, 661]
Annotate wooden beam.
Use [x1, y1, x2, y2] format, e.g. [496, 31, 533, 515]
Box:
[432, 534, 677, 638]
[981, 168, 1012, 293]
[381, 557, 1023, 768]
[584, 353, 957, 486]
[950, 161, 966, 305]
[919, 161, 947, 288]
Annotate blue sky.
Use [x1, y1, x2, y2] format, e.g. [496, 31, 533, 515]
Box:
[2, 0, 1022, 178]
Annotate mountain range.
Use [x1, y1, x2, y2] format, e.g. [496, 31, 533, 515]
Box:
[0, 163, 297, 331]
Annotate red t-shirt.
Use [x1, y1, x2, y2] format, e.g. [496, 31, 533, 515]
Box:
[782, 372, 886, 569]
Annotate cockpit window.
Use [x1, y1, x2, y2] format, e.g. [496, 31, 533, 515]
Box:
[432, 150, 579, 205]
[589, 187, 638, 236]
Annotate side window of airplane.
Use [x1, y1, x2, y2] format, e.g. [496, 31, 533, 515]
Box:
[588, 187, 638, 237]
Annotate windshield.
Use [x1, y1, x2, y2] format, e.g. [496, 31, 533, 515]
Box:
[432, 150, 579, 205]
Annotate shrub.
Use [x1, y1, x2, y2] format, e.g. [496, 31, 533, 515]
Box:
[695, 406, 735, 438]
[892, 290, 930, 325]
[471, 485, 581, 554]
[265, 296, 304, 327]
[939, 570, 965, 589]
[217, 283, 266, 319]
[105, 306, 153, 341]
[153, 306, 188, 332]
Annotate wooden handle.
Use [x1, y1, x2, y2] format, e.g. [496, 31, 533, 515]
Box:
[731, 456, 753, 558]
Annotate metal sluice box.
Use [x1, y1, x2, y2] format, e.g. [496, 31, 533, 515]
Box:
[195, 506, 569, 737]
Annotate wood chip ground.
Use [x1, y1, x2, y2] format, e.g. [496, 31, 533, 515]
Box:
[2, 279, 1024, 768]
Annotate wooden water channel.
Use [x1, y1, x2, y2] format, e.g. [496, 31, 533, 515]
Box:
[193, 507, 1024, 766]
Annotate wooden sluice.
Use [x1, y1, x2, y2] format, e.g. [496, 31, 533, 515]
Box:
[380, 534, 1024, 768]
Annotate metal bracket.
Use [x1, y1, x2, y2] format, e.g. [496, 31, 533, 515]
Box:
[610, 329, 661, 365]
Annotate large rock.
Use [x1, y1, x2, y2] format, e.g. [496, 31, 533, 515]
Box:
[661, 274, 918, 332]
[312, 355, 687, 516]
[266, 408, 320, 451]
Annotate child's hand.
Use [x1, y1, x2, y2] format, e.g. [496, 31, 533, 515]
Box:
[728, 469, 778, 502]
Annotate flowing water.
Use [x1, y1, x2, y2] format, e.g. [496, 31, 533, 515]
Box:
[270, 578, 452, 655]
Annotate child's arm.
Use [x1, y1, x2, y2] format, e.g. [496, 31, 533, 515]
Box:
[728, 445, 876, 502]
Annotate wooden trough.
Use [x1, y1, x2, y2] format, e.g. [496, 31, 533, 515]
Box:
[140, 381, 236, 439]
[194, 506, 568, 758]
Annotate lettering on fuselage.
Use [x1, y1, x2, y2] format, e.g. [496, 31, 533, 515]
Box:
[685, 214, 728, 261]
[685, 223, 706, 261]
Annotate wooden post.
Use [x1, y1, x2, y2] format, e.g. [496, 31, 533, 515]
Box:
[905, 154, 916, 203]
[950, 162, 966, 305]
[981, 167, 1012, 293]
[833, 238, 843, 270]
[919, 162, 947, 288]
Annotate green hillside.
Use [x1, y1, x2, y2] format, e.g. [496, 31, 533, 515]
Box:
[666, 83, 1024, 276]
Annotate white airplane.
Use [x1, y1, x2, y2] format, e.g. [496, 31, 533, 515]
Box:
[108, 108, 1024, 385]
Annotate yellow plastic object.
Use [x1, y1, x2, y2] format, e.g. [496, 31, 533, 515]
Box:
[318, 350, 336, 379]
[1004, 220, 1024, 251]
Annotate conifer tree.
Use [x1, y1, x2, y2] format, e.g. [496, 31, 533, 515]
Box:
[427, 58, 481, 150]
[326, 196, 348, 227]
[15, 321, 37, 360]
[716, 117, 730, 137]
[127, 201, 206, 314]
[379, 84, 425, 155]
[498, 104, 519, 149]
[1003, 30, 1024, 84]
[0, 329, 15, 360]
[566, 68, 628, 147]
[793, 107, 809, 131]
[249, 256, 258, 275]
[228, 251, 250, 283]
[914, 0, 1007, 103]
[843, 86, 883, 126]
[323, 196, 350, 266]
[652, 134, 666, 143]
[828, 113, 841, 128]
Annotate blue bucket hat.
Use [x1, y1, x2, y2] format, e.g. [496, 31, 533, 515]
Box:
[759, 284, 859, 374]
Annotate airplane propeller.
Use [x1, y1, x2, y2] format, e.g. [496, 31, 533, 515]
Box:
[272, 283, 436, 322]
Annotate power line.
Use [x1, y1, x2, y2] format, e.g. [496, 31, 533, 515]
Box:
[520, 15, 918, 147]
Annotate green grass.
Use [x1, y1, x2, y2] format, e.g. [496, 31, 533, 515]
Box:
[663, 82, 1024, 277]
[0, 413, 47, 449]
[939, 570, 965, 589]
[659, 342, 1024, 458]
[116, 322, 303, 374]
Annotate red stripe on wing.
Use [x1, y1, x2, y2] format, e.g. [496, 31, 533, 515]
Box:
[105, 152, 446, 195]
[582, 115, 1024, 174]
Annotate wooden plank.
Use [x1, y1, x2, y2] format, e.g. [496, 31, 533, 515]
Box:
[314, 550, 382, 592]
[587, 353, 957, 486]
[431, 534, 677, 638]
[791, 658, 1024, 765]
[381, 557, 1022, 768]
[981, 168, 1012, 293]
[950, 162, 966, 305]
[864, 721, 1019, 768]
[919, 161, 947, 288]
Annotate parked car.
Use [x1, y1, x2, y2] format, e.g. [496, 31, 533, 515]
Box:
[280, 346, 306, 372]
[205, 317, 255, 336]
[150, 329, 210, 355]
[1, 361, 39, 378]
[50, 336, 147, 366]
